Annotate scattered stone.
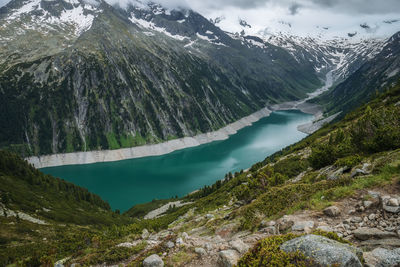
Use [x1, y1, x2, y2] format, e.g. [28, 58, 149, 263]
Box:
[360, 238, 400, 248]
[317, 225, 333, 232]
[204, 243, 213, 251]
[176, 237, 184, 246]
[280, 235, 362, 267]
[143, 254, 164, 267]
[369, 214, 376, 220]
[364, 201, 374, 209]
[328, 167, 345, 180]
[182, 232, 189, 240]
[353, 228, 398, 241]
[278, 216, 294, 232]
[382, 196, 400, 213]
[364, 248, 400, 267]
[142, 229, 150, 239]
[261, 226, 276, 235]
[387, 198, 399, 207]
[362, 163, 372, 173]
[350, 217, 363, 223]
[166, 241, 174, 249]
[218, 250, 240, 267]
[351, 168, 367, 178]
[292, 221, 315, 232]
[206, 214, 215, 220]
[229, 239, 249, 254]
[324, 206, 341, 217]
[194, 247, 207, 256]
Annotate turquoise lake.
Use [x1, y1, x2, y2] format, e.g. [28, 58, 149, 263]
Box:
[42, 110, 312, 212]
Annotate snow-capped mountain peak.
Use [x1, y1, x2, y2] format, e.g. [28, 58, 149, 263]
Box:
[2, 0, 102, 36]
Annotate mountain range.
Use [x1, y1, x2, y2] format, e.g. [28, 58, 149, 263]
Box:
[0, 0, 321, 156]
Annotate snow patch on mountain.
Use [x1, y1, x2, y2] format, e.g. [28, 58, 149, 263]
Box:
[4, 0, 100, 36]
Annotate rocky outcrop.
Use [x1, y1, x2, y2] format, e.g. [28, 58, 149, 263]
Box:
[281, 235, 363, 267]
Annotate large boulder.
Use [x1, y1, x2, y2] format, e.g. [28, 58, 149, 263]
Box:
[143, 254, 164, 267]
[364, 248, 400, 267]
[280, 234, 362, 267]
[218, 250, 240, 267]
[353, 228, 398, 241]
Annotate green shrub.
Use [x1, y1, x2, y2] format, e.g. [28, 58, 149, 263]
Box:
[335, 155, 362, 168]
[237, 233, 317, 267]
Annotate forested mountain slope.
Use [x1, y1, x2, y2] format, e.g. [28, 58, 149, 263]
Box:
[1, 78, 399, 266]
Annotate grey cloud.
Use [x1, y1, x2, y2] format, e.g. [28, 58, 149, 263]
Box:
[289, 3, 301, 15]
[189, 0, 400, 15]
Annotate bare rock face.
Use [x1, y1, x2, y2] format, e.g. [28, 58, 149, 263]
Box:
[143, 254, 164, 267]
[281, 235, 363, 267]
[324, 206, 341, 217]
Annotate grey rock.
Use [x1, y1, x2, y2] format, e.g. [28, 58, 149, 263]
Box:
[362, 163, 372, 172]
[278, 216, 294, 231]
[182, 232, 189, 240]
[166, 241, 174, 249]
[229, 239, 249, 254]
[328, 167, 345, 180]
[142, 229, 150, 239]
[382, 196, 400, 213]
[368, 191, 381, 199]
[350, 217, 363, 223]
[364, 248, 400, 267]
[368, 214, 376, 220]
[194, 247, 207, 256]
[176, 237, 184, 246]
[218, 250, 240, 267]
[317, 225, 334, 232]
[143, 254, 164, 267]
[353, 228, 398, 241]
[262, 226, 276, 235]
[351, 168, 367, 178]
[387, 198, 399, 207]
[324, 206, 341, 217]
[204, 243, 213, 251]
[364, 201, 374, 209]
[292, 220, 315, 232]
[206, 214, 215, 220]
[360, 238, 400, 248]
[280, 235, 362, 267]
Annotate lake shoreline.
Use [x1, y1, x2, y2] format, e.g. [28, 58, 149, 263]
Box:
[27, 107, 273, 168]
[26, 73, 332, 169]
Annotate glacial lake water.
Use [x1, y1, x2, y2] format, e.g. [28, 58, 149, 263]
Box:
[42, 110, 312, 212]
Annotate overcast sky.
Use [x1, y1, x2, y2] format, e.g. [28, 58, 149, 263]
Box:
[1, 0, 400, 38]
